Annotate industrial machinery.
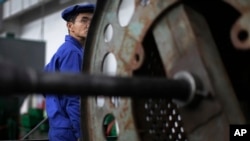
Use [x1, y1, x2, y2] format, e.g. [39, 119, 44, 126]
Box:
[0, 0, 250, 141]
[80, 0, 249, 140]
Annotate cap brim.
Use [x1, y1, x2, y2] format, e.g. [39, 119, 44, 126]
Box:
[62, 4, 95, 21]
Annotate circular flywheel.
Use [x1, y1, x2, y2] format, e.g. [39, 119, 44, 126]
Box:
[81, 0, 246, 141]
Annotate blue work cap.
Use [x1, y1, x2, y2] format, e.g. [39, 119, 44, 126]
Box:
[61, 3, 95, 21]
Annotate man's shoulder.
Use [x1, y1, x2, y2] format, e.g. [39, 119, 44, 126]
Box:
[58, 41, 78, 52]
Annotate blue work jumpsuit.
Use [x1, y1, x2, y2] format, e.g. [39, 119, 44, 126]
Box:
[44, 35, 83, 141]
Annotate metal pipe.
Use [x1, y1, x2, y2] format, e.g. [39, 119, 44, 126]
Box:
[0, 61, 193, 101]
[20, 117, 48, 140]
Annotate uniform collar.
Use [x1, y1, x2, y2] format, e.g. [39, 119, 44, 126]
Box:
[65, 35, 84, 51]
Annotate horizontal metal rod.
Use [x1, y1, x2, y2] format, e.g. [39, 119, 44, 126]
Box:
[0, 61, 191, 101]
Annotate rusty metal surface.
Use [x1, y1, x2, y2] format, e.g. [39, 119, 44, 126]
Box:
[81, 0, 247, 141]
[154, 2, 245, 127]
[223, 0, 250, 49]
[152, 5, 223, 135]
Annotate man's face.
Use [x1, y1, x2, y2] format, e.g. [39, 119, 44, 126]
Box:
[68, 12, 93, 39]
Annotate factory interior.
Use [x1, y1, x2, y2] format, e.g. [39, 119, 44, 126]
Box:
[0, 0, 250, 141]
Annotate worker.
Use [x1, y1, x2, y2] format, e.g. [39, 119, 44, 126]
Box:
[43, 2, 95, 141]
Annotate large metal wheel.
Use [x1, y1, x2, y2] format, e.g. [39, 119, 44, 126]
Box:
[81, 0, 247, 141]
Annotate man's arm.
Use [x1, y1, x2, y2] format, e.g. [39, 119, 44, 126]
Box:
[60, 51, 83, 138]
[65, 95, 81, 138]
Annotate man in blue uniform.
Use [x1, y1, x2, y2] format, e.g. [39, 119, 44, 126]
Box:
[44, 3, 95, 141]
